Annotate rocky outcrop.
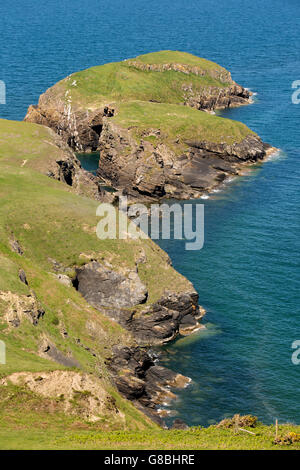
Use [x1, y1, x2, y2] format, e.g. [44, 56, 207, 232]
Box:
[73, 261, 203, 345]
[96, 120, 270, 201]
[107, 346, 191, 424]
[0, 371, 124, 423]
[25, 102, 114, 153]
[126, 59, 251, 110]
[70, 254, 204, 425]
[74, 261, 148, 309]
[43, 132, 105, 200]
[186, 134, 267, 161]
[126, 59, 233, 82]
[127, 291, 203, 345]
[182, 83, 251, 111]
[0, 291, 45, 328]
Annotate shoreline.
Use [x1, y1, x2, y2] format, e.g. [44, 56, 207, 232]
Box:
[198, 145, 280, 200]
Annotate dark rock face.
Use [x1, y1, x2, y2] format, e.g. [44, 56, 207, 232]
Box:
[18, 269, 28, 285]
[74, 261, 202, 346]
[72, 262, 202, 424]
[126, 59, 251, 111]
[74, 261, 148, 309]
[107, 346, 191, 425]
[128, 292, 202, 345]
[24, 74, 250, 155]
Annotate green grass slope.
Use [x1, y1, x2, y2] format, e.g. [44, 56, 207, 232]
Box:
[1, 418, 299, 450]
[45, 50, 232, 111]
[113, 100, 256, 152]
[0, 119, 294, 450]
[0, 118, 192, 438]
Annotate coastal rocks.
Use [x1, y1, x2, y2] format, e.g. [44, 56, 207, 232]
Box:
[74, 261, 148, 309]
[126, 59, 233, 83]
[186, 134, 267, 162]
[24, 51, 252, 158]
[73, 261, 202, 345]
[9, 237, 23, 255]
[18, 269, 28, 285]
[107, 346, 191, 423]
[183, 83, 251, 111]
[128, 291, 202, 345]
[97, 119, 268, 201]
[23, 51, 272, 202]
[171, 419, 189, 430]
[217, 414, 258, 429]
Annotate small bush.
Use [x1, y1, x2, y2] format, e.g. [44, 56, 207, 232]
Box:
[217, 414, 257, 429]
[51, 316, 59, 326]
[274, 432, 300, 446]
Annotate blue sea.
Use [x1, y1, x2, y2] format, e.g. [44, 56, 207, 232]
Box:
[0, 0, 299, 426]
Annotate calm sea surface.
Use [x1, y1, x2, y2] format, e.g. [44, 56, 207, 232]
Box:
[0, 0, 299, 426]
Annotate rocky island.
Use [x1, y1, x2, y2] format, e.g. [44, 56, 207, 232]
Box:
[25, 51, 274, 201]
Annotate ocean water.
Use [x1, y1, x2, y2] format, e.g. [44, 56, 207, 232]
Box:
[0, 0, 299, 426]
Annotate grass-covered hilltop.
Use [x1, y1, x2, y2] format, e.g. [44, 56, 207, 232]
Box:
[0, 53, 296, 451]
[25, 51, 274, 201]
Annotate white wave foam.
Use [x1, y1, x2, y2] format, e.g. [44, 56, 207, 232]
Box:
[265, 149, 284, 162]
[224, 176, 236, 184]
[184, 377, 193, 388]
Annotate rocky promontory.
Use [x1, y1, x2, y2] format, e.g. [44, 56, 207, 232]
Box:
[0, 117, 206, 424]
[24, 50, 273, 201]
